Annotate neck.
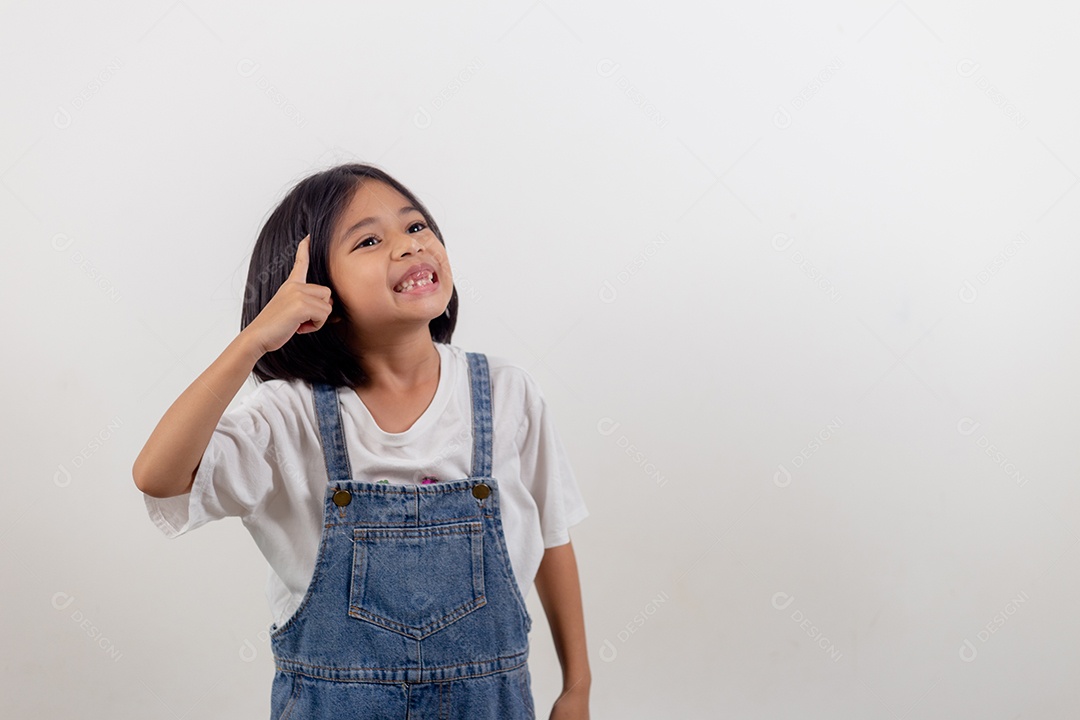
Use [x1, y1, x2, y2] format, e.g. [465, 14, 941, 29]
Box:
[353, 334, 440, 393]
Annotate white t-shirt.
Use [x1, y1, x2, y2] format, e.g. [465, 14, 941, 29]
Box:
[142, 341, 589, 629]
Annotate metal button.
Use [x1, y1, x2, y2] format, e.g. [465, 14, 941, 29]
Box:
[472, 483, 491, 499]
[332, 489, 352, 507]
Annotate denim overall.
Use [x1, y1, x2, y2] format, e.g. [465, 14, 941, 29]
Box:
[268, 351, 536, 719]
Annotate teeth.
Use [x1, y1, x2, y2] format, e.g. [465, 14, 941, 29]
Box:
[395, 270, 435, 292]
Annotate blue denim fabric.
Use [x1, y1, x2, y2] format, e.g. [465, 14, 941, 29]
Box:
[268, 351, 536, 719]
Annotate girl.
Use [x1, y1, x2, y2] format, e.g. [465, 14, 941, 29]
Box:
[133, 163, 592, 719]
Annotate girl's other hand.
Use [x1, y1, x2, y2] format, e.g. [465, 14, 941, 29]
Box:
[242, 235, 334, 356]
[549, 682, 590, 720]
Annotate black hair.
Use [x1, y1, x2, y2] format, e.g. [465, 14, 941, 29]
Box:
[240, 162, 457, 387]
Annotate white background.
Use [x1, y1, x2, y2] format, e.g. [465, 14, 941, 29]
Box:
[4, 1, 1079, 717]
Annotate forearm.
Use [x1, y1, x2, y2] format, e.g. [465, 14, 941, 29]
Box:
[534, 539, 591, 690]
[132, 330, 264, 497]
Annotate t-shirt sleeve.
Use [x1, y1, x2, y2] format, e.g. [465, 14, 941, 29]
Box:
[142, 384, 279, 539]
[516, 375, 590, 548]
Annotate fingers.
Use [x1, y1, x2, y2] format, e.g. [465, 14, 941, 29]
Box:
[287, 234, 311, 283]
[298, 292, 334, 335]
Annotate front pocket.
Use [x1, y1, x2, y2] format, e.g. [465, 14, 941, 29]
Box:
[349, 521, 486, 639]
[270, 671, 300, 720]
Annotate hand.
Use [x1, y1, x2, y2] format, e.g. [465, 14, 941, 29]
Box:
[242, 235, 334, 355]
[548, 682, 590, 720]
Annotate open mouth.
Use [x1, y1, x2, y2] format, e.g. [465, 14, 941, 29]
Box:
[393, 269, 439, 293]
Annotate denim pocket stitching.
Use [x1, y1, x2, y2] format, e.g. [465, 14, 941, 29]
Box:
[348, 521, 486, 639]
[274, 673, 301, 720]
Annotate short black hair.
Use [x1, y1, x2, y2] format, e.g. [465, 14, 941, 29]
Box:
[240, 162, 458, 388]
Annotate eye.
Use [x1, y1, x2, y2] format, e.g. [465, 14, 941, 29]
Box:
[353, 221, 428, 250]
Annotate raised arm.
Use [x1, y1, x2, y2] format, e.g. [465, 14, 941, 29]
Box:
[132, 235, 332, 498]
[132, 331, 265, 498]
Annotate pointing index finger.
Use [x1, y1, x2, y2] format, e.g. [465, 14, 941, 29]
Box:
[288, 234, 311, 283]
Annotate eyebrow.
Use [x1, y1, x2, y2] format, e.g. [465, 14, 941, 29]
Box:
[341, 205, 423, 242]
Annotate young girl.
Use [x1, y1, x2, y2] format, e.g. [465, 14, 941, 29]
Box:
[133, 163, 591, 719]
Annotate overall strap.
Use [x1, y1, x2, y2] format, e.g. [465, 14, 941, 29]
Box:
[465, 351, 494, 478]
[310, 349, 494, 484]
[312, 382, 353, 483]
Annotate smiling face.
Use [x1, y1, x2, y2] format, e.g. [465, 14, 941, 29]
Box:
[328, 179, 454, 347]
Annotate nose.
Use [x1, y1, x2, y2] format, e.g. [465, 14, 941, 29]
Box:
[393, 230, 425, 258]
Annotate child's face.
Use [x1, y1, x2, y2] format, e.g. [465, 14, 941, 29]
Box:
[327, 180, 453, 343]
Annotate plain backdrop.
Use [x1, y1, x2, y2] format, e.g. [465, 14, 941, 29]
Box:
[4, 1, 1080, 717]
